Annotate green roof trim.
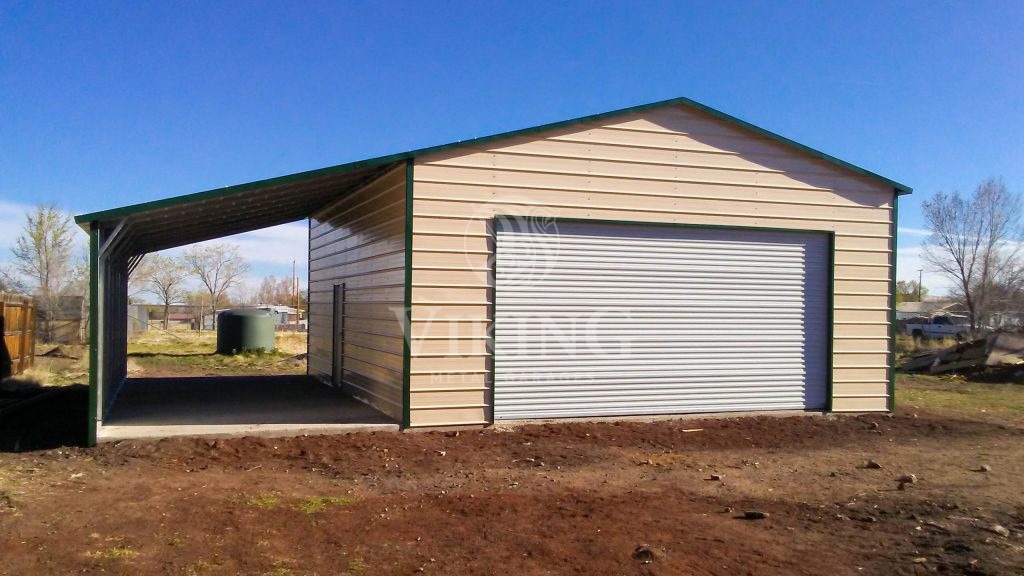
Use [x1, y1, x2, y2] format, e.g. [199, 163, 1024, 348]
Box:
[75, 96, 911, 225]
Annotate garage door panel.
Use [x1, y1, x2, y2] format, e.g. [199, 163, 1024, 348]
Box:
[498, 352, 809, 364]
[494, 221, 829, 419]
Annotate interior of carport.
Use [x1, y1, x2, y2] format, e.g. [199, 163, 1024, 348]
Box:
[77, 159, 406, 445]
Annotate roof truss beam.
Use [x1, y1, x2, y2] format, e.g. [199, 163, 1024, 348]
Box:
[98, 220, 128, 260]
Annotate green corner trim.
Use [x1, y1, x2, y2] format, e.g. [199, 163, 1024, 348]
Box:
[75, 96, 911, 226]
[888, 193, 899, 411]
[826, 232, 836, 413]
[402, 160, 414, 429]
[490, 216, 499, 426]
[87, 226, 99, 447]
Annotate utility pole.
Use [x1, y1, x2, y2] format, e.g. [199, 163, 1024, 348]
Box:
[917, 269, 923, 301]
[293, 259, 299, 330]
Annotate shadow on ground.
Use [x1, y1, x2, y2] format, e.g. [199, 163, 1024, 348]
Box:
[1, 375, 396, 451]
[0, 382, 87, 452]
[105, 375, 392, 426]
[127, 352, 217, 358]
[963, 365, 1024, 384]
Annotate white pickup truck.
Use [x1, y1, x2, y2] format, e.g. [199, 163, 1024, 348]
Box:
[904, 315, 970, 340]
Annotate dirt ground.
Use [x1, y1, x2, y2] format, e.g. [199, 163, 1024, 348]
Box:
[1, 377, 1023, 575]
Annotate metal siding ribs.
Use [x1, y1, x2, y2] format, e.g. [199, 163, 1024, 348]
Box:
[493, 221, 829, 418]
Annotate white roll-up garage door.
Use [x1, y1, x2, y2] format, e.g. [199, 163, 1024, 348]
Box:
[493, 220, 829, 419]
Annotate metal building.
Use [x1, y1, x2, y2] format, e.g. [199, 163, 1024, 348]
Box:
[77, 97, 910, 444]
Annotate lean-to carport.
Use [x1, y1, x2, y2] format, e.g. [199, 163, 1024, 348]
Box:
[76, 158, 405, 446]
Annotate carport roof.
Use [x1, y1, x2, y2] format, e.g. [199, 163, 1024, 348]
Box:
[75, 96, 912, 256]
[76, 160, 401, 257]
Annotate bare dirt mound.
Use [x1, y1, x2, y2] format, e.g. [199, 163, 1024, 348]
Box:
[1, 408, 1021, 574]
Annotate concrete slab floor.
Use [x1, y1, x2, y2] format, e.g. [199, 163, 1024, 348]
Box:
[97, 375, 399, 442]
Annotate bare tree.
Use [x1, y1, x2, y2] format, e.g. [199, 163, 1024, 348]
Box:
[922, 178, 1022, 331]
[66, 249, 90, 301]
[896, 280, 928, 304]
[133, 254, 189, 330]
[255, 275, 297, 305]
[127, 255, 149, 301]
[11, 205, 81, 341]
[232, 281, 257, 306]
[182, 243, 249, 328]
[185, 289, 210, 330]
[0, 264, 27, 294]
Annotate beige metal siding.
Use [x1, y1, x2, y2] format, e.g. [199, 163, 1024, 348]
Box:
[408, 104, 895, 426]
[308, 165, 406, 420]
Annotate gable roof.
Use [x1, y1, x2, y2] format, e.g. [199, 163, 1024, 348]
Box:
[75, 97, 911, 256]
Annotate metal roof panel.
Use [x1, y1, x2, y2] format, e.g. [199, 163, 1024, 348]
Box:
[76, 97, 911, 256]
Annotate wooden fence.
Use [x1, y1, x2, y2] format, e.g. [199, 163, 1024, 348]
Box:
[1, 293, 36, 379]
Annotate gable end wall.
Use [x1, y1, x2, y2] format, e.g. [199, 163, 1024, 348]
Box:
[407, 104, 895, 426]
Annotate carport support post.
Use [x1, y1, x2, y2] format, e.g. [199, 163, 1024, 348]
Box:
[87, 226, 101, 447]
[0, 302, 6, 380]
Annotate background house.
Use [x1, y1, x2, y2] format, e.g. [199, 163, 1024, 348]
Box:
[897, 297, 1024, 329]
[258, 305, 305, 330]
[200, 305, 306, 331]
[895, 297, 963, 320]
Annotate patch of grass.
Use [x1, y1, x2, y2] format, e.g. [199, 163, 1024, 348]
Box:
[897, 374, 1024, 422]
[125, 330, 306, 376]
[263, 559, 294, 576]
[296, 496, 353, 514]
[895, 335, 959, 362]
[16, 344, 90, 386]
[346, 557, 369, 575]
[129, 332, 210, 354]
[85, 546, 138, 559]
[275, 332, 307, 356]
[248, 494, 281, 509]
[185, 559, 215, 574]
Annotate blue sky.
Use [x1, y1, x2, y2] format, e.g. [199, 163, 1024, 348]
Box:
[1, 1, 1021, 296]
